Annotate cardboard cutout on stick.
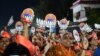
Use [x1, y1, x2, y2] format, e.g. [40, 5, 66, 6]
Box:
[45, 13, 56, 32]
[73, 29, 80, 42]
[80, 23, 93, 33]
[21, 8, 34, 25]
[45, 13, 56, 22]
[58, 18, 69, 29]
[21, 8, 34, 38]
[15, 21, 23, 32]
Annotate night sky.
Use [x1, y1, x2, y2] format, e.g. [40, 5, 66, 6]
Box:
[0, 0, 39, 30]
[0, 0, 75, 30]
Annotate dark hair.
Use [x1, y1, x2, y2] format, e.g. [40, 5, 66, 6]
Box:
[3, 42, 30, 56]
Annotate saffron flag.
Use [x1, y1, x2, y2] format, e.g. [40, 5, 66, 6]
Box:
[16, 34, 36, 56]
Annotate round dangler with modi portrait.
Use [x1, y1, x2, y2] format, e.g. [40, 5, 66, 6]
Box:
[21, 8, 34, 24]
[45, 13, 57, 22]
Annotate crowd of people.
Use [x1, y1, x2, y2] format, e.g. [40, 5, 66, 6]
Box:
[0, 8, 100, 56]
[0, 17, 100, 56]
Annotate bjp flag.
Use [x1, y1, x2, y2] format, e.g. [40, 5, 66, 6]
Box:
[16, 34, 36, 56]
